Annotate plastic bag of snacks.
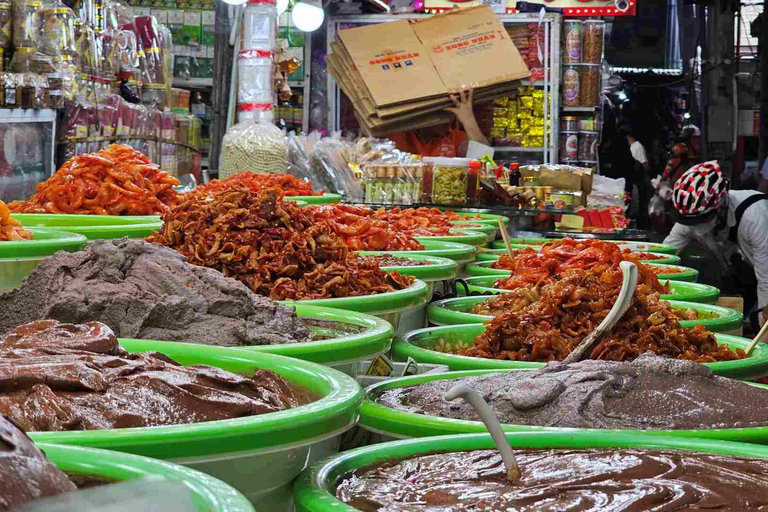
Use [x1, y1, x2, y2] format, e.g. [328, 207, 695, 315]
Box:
[219, 120, 288, 178]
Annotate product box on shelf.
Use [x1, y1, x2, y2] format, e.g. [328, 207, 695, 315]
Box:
[201, 9, 215, 47]
[183, 9, 202, 46]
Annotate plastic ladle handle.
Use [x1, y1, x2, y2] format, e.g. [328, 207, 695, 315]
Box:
[444, 384, 520, 484]
[563, 261, 639, 365]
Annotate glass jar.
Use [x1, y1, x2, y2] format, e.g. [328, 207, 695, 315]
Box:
[560, 116, 578, 132]
[562, 65, 580, 107]
[563, 20, 582, 63]
[578, 131, 598, 161]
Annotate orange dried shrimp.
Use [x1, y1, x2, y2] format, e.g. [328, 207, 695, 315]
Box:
[0, 200, 32, 241]
[492, 238, 668, 293]
[193, 172, 323, 197]
[9, 145, 179, 215]
[465, 268, 743, 364]
[148, 188, 414, 300]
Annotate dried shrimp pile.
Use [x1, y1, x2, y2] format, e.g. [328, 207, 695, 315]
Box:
[193, 172, 323, 197]
[307, 204, 425, 251]
[462, 268, 743, 364]
[492, 239, 667, 292]
[9, 145, 179, 215]
[148, 188, 414, 300]
[0, 200, 31, 241]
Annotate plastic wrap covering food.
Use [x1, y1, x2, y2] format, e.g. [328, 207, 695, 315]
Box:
[133, 15, 166, 85]
[362, 151, 421, 205]
[588, 174, 626, 209]
[219, 120, 288, 178]
[38, 2, 77, 58]
[76, 23, 97, 77]
[308, 136, 363, 201]
[58, 96, 92, 161]
[237, 48, 273, 108]
[0, 0, 11, 50]
[13, 0, 39, 49]
[241, 0, 276, 51]
[285, 131, 317, 182]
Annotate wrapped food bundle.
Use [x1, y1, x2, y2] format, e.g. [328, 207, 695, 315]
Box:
[219, 120, 288, 177]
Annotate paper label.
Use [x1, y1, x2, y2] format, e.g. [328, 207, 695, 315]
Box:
[75, 125, 88, 139]
[365, 354, 394, 376]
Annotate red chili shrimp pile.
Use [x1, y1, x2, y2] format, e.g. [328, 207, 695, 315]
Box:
[9, 145, 179, 215]
[491, 239, 669, 293]
[148, 188, 413, 300]
[192, 172, 323, 197]
[462, 267, 743, 364]
[306, 204, 425, 251]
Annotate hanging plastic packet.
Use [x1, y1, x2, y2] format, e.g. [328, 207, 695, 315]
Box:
[219, 120, 288, 178]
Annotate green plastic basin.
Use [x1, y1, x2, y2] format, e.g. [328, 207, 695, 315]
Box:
[359, 371, 768, 443]
[12, 213, 162, 240]
[29, 340, 362, 508]
[491, 238, 678, 254]
[294, 432, 768, 511]
[475, 248, 682, 265]
[426, 296, 742, 334]
[39, 443, 254, 512]
[391, 324, 767, 379]
[245, 304, 393, 377]
[465, 261, 699, 282]
[446, 222, 497, 242]
[0, 227, 87, 258]
[448, 212, 509, 226]
[280, 279, 429, 334]
[358, 253, 459, 283]
[414, 229, 488, 248]
[458, 276, 720, 304]
[369, 239, 477, 266]
[0, 256, 46, 292]
[290, 193, 342, 204]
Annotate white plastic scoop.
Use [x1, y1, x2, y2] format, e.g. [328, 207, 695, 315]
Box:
[445, 384, 520, 484]
[562, 261, 639, 365]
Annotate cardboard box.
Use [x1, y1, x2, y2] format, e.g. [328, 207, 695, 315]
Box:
[329, 5, 530, 136]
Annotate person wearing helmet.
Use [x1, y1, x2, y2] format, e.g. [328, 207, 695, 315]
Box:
[664, 161, 768, 330]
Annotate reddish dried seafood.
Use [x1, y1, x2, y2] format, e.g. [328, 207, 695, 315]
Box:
[463, 268, 743, 364]
[9, 145, 179, 215]
[492, 239, 667, 293]
[307, 204, 425, 251]
[0, 200, 32, 241]
[193, 172, 323, 197]
[148, 188, 414, 300]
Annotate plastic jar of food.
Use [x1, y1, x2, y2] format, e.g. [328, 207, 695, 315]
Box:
[39, 5, 77, 57]
[578, 131, 599, 161]
[562, 65, 580, 107]
[237, 48, 273, 106]
[583, 20, 605, 64]
[563, 20, 582, 63]
[241, 0, 276, 51]
[425, 157, 470, 205]
[560, 116, 578, 132]
[580, 65, 601, 107]
[560, 132, 579, 161]
[579, 117, 596, 131]
[13, 0, 40, 48]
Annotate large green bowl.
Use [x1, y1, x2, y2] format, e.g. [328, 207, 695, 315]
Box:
[370, 239, 477, 266]
[464, 260, 699, 282]
[446, 222, 497, 242]
[391, 324, 767, 379]
[426, 296, 742, 334]
[280, 279, 429, 334]
[244, 304, 393, 377]
[29, 340, 362, 508]
[414, 229, 488, 248]
[12, 213, 162, 240]
[359, 370, 768, 443]
[358, 253, 459, 284]
[491, 238, 678, 254]
[294, 432, 768, 511]
[0, 227, 87, 258]
[457, 276, 720, 304]
[39, 443, 254, 512]
[475, 248, 683, 265]
[290, 193, 342, 204]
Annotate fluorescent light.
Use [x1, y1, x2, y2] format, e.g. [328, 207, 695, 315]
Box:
[292, 0, 324, 32]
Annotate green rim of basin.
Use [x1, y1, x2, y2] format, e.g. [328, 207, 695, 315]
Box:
[0, 227, 87, 257]
[280, 279, 429, 315]
[464, 261, 699, 282]
[475, 248, 682, 265]
[290, 193, 342, 204]
[12, 213, 162, 240]
[358, 253, 459, 282]
[369, 239, 477, 265]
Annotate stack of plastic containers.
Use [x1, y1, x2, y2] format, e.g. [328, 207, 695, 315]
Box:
[238, 0, 276, 123]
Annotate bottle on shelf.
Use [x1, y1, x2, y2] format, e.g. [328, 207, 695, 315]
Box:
[508, 162, 521, 187]
[191, 92, 206, 119]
